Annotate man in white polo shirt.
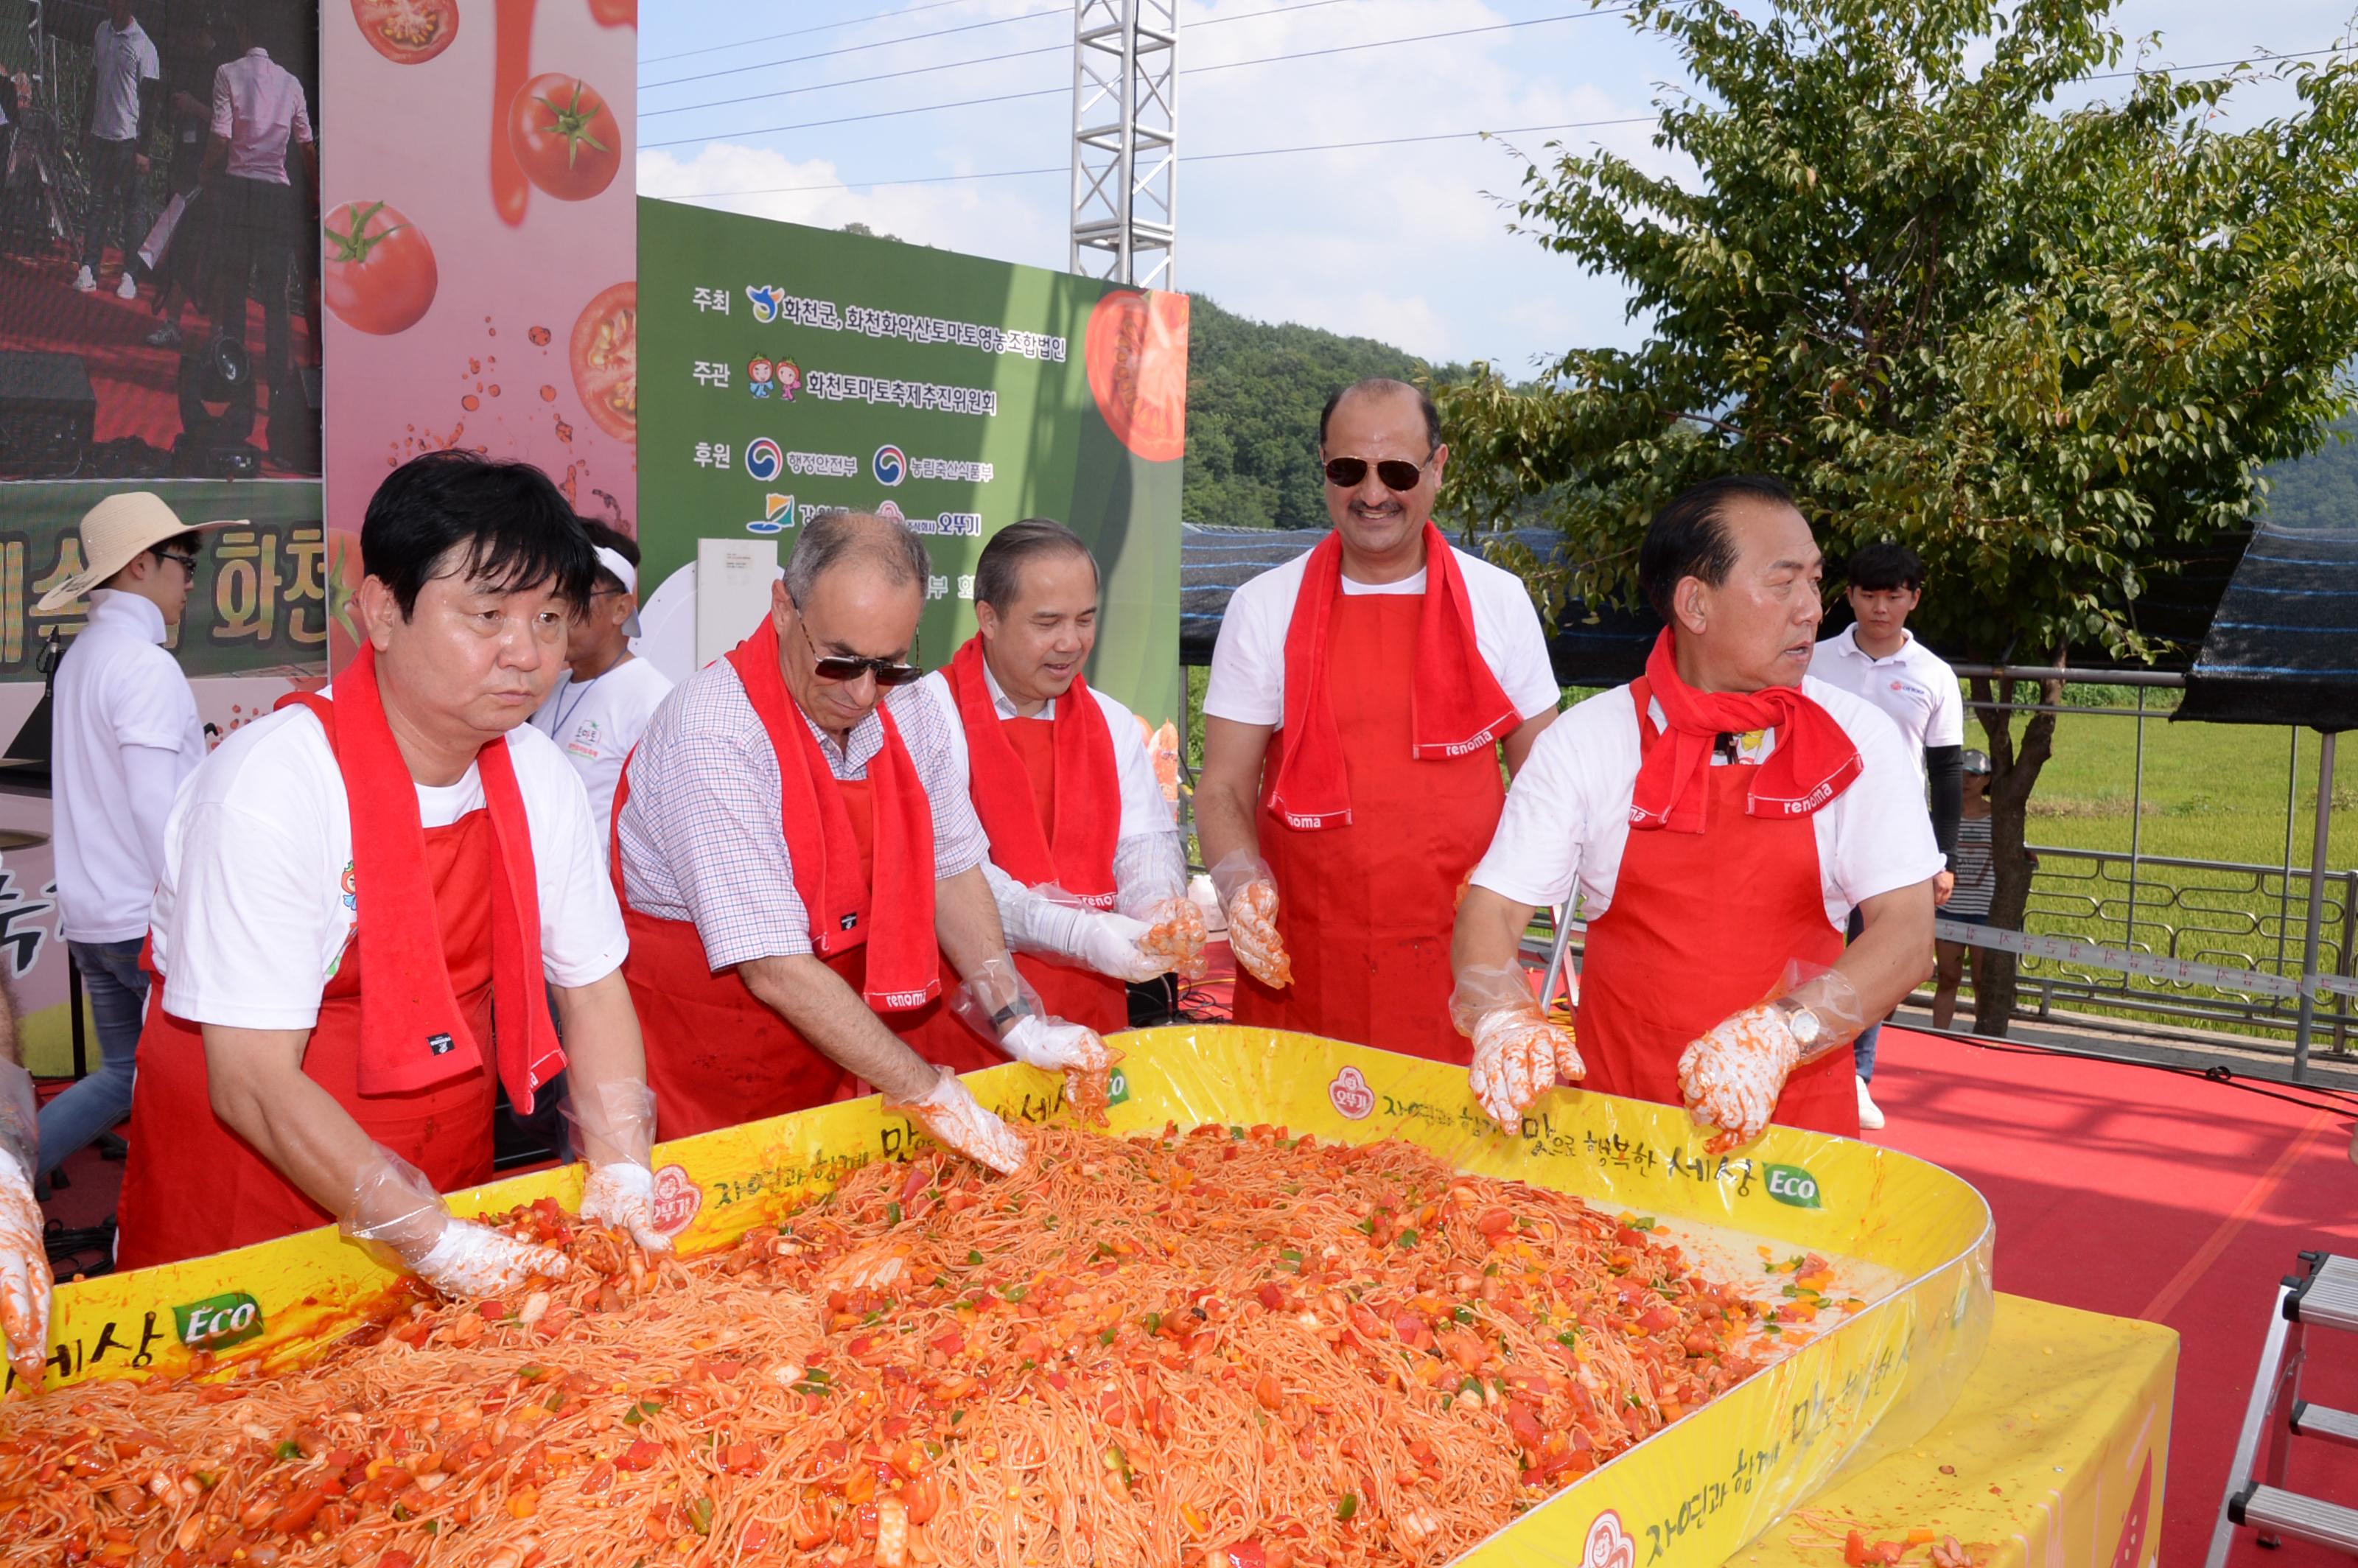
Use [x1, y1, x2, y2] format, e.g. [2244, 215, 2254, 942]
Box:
[77, 0, 160, 298]
[35, 493, 219, 1183]
[531, 519, 672, 844]
[1808, 542, 1964, 1128]
[1451, 475, 1942, 1145]
[1197, 378, 1560, 1060]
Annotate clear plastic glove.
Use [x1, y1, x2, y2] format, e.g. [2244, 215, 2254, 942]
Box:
[1000, 1014, 1109, 1074]
[1210, 849, 1292, 989]
[1451, 965, 1584, 1133]
[1071, 909, 1167, 983]
[0, 1063, 47, 1389]
[579, 1163, 673, 1253]
[410, 1219, 573, 1298]
[343, 1146, 567, 1297]
[561, 1080, 671, 1253]
[1675, 1004, 1800, 1149]
[888, 1067, 1028, 1176]
[1136, 895, 1208, 982]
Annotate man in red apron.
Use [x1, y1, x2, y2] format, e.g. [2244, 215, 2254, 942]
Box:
[901, 519, 1202, 1069]
[613, 512, 1103, 1166]
[113, 452, 671, 1290]
[1197, 379, 1563, 1060]
[1451, 474, 1942, 1144]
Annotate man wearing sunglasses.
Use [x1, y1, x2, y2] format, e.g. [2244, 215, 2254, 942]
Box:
[615, 511, 1104, 1175]
[1197, 379, 1561, 1059]
[31, 493, 225, 1191]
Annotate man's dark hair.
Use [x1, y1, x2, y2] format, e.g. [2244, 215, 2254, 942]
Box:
[361, 450, 595, 620]
[975, 518, 1096, 612]
[1844, 541, 1923, 593]
[1637, 473, 1797, 623]
[578, 517, 639, 594]
[1318, 378, 1441, 453]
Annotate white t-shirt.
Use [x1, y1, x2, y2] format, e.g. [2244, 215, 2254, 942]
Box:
[53, 591, 208, 942]
[912, 662, 1176, 844]
[531, 657, 676, 853]
[1202, 543, 1561, 728]
[1807, 626, 1963, 788]
[1469, 676, 1947, 931]
[89, 18, 158, 143]
[152, 702, 628, 1032]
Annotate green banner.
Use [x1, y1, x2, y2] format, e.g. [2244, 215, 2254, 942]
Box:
[637, 200, 1183, 727]
[0, 480, 334, 679]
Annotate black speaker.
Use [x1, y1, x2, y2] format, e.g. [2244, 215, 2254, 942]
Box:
[0, 351, 95, 477]
[266, 362, 321, 472]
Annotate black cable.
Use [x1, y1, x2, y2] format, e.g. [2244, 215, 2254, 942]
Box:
[659, 115, 1658, 200]
[1911, 1021, 2358, 1118]
[643, 0, 980, 66]
[642, 10, 1615, 145]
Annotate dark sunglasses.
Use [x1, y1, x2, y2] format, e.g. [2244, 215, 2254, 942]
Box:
[795, 614, 923, 687]
[1323, 454, 1433, 491]
[150, 548, 200, 577]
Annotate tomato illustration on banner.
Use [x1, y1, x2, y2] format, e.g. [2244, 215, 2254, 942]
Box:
[349, 0, 458, 63]
[1084, 290, 1189, 463]
[323, 201, 437, 336]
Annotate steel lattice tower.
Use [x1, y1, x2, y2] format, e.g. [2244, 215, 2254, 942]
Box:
[1070, 0, 1177, 289]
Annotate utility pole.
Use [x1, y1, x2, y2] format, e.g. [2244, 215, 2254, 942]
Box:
[1070, 0, 1177, 289]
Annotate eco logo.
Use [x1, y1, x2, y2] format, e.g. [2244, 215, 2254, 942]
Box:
[872, 444, 907, 486]
[174, 1291, 264, 1351]
[1328, 1065, 1374, 1121]
[1106, 1067, 1131, 1107]
[745, 493, 795, 536]
[651, 1164, 703, 1237]
[1764, 1163, 1824, 1208]
[744, 437, 784, 483]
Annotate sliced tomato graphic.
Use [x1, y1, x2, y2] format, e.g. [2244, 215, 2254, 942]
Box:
[351, 0, 457, 64]
[570, 281, 637, 444]
[1084, 288, 1189, 463]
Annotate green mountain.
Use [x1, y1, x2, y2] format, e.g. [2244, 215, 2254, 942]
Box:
[2257, 411, 2358, 529]
[1183, 295, 1458, 530]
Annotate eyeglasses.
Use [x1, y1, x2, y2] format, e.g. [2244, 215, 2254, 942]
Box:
[1322, 454, 1434, 492]
[151, 549, 200, 578]
[794, 614, 922, 687]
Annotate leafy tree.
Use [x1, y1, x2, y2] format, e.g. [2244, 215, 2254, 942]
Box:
[1434, 0, 2358, 1032]
[1183, 295, 1460, 529]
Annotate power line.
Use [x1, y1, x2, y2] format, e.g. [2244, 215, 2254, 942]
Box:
[643, 0, 979, 66]
[644, 0, 1379, 109]
[657, 116, 1659, 200]
[643, 6, 1064, 94]
[642, 10, 1617, 147]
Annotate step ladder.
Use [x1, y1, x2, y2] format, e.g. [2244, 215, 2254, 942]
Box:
[2208, 1253, 2358, 1567]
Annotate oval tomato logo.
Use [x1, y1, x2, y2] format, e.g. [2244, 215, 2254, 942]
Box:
[1083, 289, 1189, 463]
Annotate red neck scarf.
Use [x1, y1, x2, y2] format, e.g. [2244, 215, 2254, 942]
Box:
[946, 636, 1119, 907]
[1270, 520, 1519, 830]
[1628, 628, 1864, 833]
[280, 645, 564, 1114]
[727, 616, 939, 1012]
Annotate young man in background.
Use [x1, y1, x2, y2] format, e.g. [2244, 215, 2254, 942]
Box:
[1808, 542, 1964, 1130]
[531, 520, 671, 845]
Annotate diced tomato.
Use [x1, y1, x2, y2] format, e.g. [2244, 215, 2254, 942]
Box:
[613, 1441, 662, 1472]
[739, 1522, 776, 1554]
[1221, 1542, 1269, 1568]
[1256, 1283, 1286, 1312]
[1505, 1401, 1546, 1452]
[266, 1484, 332, 1536]
[1475, 1208, 1516, 1239]
[1254, 1373, 1284, 1410]
[904, 1474, 945, 1526]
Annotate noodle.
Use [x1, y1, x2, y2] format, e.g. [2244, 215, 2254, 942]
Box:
[0, 1124, 1841, 1567]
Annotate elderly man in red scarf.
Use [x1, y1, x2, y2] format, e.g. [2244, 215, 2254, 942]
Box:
[1449, 475, 1942, 1143]
[614, 512, 1105, 1169]
[112, 452, 668, 1296]
[1195, 379, 1562, 1058]
[898, 519, 1201, 1069]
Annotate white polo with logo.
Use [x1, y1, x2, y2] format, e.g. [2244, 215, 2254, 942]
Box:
[1806, 625, 1963, 787]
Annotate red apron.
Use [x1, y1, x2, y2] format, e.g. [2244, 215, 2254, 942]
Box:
[115, 812, 503, 1271]
[1575, 680, 1858, 1136]
[612, 766, 865, 1140]
[1235, 595, 1506, 1062]
[898, 714, 1130, 1068]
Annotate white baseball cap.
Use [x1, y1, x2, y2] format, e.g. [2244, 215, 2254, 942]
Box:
[593, 545, 642, 638]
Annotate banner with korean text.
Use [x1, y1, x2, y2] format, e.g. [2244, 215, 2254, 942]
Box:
[637, 199, 1185, 737]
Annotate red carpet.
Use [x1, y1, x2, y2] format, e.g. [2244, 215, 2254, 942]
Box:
[1866, 1026, 2358, 1568]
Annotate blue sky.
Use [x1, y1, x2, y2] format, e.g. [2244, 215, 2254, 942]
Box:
[636, 0, 2355, 371]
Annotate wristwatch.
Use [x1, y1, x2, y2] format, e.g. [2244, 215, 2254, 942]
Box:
[990, 998, 1037, 1032]
[1773, 999, 1823, 1054]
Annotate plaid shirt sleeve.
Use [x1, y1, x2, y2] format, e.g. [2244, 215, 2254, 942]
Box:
[888, 683, 989, 881]
[617, 668, 814, 970]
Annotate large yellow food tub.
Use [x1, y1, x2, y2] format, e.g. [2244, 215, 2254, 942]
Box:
[32, 1026, 1994, 1567]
